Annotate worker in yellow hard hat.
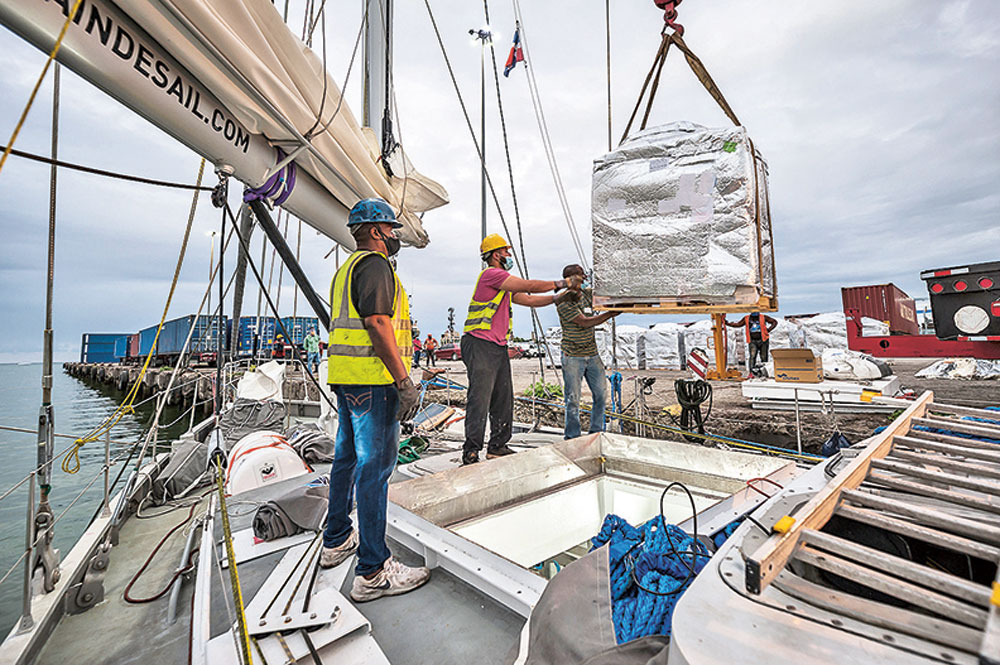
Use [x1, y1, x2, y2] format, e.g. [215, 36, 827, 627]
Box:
[460, 234, 582, 464]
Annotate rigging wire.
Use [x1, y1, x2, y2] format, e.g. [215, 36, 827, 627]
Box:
[482, 0, 556, 381]
[62, 159, 206, 473]
[0, 0, 84, 175]
[509, 0, 589, 271]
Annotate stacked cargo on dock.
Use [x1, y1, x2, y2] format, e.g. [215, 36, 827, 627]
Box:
[80, 333, 128, 363]
[138, 315, 228, 365]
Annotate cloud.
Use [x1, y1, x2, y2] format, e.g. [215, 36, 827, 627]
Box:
[1, 0, 998, 363]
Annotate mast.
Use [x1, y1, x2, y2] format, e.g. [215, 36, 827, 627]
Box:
[364, 0, 392, 158]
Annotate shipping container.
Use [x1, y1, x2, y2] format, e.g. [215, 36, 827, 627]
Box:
[840, 284, 918, 335]
[113, 336, 129, 361]
[137, 315, 229, 364]
[233, 316, 277, 356]
[920, 261, 1000, 340]
[80, 333, 128, 363]
[280, 317, 320, 346]
[127, 333, 139, 359]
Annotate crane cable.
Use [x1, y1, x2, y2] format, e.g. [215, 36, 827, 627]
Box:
[0, 0, 85, 175]
[63, 159, 206, 473]
[509, 0, 589, 271]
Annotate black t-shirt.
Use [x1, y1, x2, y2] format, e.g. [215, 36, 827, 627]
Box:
[350, 254, 395, 318]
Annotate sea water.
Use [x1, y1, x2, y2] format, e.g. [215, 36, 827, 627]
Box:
[0, 363, 188, 635]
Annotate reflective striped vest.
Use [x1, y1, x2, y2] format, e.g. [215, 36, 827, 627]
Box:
[744, 313, 769, 343]
[463, 270, 512, 340]
[327, 251, 412, 385]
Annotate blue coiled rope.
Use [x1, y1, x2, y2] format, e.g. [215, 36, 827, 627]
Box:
[589, 483, 712, 644]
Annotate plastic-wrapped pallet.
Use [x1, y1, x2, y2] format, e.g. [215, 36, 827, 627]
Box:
[592, 122, 775, 308]
[638, 323, 685, 369]
[596, 324, 645, 369]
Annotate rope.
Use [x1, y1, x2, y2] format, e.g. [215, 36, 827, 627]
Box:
[0, 0, 84, 175]
[621, 31, 741, 145]
[215, 463, 253, 664]
[670, 379, 712, 442]
[590, 482, 710, 643]
[123, 503, 199, 603]
[509, 1, 589, 271]
[0, 145, 212, 191]
[62, 159, 206, 473]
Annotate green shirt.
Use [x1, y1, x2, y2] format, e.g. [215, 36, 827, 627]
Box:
[304, 333, 320, 353]
[556, 291, 598, 357]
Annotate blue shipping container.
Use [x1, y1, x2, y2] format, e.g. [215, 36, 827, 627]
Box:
[280, 317, 320, 346]
[113, 336, 130, 360]
[235, 316, 277, 355]
[81, 333, 128, 363]
[137, 315, 228, 360]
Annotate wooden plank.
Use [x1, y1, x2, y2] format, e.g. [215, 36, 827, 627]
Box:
[774, 571, 982, 654]
[743, 391, 932, 594]
[911, 429, 1000, 451]
[794, 545, 988, 629]
[928, 402, 1000, 422]
[894, 435, 1000, 464]
[889, 449, 1000, 481]
[836, 504, 1000, 561]
[841, 489, 1000, 545]
[912, 417, 1000, 442]
[871, 458, 1000, 498]
[593, 294, 778, 315]
[866, 471, 1000, 516]
[800, 528, 992, 607]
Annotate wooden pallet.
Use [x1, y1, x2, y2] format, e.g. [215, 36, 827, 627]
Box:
[593, 294, 777, 315]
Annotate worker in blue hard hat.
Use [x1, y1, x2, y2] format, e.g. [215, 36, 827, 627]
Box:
[320, 197, 429, 601]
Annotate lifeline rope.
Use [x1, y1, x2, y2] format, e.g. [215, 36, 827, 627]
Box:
[0, 0, 84, 175]
[0, 145, 212, 191]
[63, 159, 206, 473]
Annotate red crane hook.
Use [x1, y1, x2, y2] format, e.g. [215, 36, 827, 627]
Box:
[653, 0, 684, 36]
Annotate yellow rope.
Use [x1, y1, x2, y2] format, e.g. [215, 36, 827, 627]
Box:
[216, 464, 253, 664]
[0, 0, 85, 175]
[63, 158, 206, 473]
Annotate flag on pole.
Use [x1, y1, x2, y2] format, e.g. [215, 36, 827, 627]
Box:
[503, 28, 524, 77]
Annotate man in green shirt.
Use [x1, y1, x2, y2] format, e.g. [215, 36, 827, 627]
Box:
[556, 265, 619, 439]
[304, 328, 321, 373]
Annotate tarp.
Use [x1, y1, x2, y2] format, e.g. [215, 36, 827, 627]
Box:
[915, 358, 1000, 380]
[121, 0, 447, 245]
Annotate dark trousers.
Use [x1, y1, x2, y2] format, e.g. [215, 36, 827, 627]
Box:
[461, 334, 512, 457]
[749, 339, 770, 367]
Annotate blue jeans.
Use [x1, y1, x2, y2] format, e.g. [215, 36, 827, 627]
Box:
[324, 384, 399, 576]
[561, 354, 607, 439]
[307, 351, 320, 371]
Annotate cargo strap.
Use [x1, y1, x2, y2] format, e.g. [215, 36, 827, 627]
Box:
[620, 31, 742, 144]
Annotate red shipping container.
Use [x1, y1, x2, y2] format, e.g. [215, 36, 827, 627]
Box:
[841, 283, 919, 335]
[127, 333, 139, 359]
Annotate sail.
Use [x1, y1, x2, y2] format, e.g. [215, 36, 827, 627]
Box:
[115, 0, 446, 246]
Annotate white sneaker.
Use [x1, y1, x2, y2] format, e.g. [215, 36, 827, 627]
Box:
[319, 530, 358, 569]
[350, 557, 431, 602]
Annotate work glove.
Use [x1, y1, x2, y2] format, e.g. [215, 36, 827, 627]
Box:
[395, 377, 420, 422]
[554, 290, 576, 305]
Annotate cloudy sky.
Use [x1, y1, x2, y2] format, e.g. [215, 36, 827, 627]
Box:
[0, 0, 998, 363]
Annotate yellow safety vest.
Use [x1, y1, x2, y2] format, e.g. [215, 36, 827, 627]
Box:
[463, 270, 512, 340]
[328, 250, 412, 385]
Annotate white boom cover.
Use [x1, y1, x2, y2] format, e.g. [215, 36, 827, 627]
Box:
[121, 0, 447, 246]
[592, 122, 774, 303]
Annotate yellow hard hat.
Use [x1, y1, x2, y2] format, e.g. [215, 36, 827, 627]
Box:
[480, 233, 510, 255]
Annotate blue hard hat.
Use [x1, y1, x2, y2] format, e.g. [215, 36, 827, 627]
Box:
[347, 198, 402, 228]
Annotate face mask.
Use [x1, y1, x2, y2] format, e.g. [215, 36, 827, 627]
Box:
[375, 227, 401, 257]
[501, 256, 514, 271]
[581, 278, 591, 290]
